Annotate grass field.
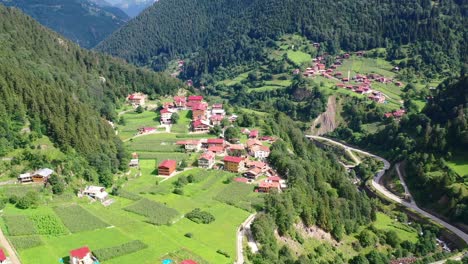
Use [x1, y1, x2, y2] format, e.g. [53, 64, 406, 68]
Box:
[171, 110, 191, 133]
[118, 111, 159, 140]
[2, 168, 256, 264]
[287, 50, 312, 66]
[373, 212, 418, 243]
[446, 153, 468, 177]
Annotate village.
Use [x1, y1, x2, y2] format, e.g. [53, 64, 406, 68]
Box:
[129, 93, 288, 193]
[296, 50, 406, 119]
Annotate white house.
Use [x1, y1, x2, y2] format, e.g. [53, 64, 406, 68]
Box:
[70, 246, 95, 264]
[82, 186, 108, 202]
[249, 145, 271, 159]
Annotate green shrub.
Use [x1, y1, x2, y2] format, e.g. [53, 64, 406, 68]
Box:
[54, 205, 108, 233]
[10, 235, 43, 250]
[184, 232, 193, 238]
[216, 249, 230, 258]
[124, 199, 179, 225]
[185, 208, 215, 224]
[4, 215, 37, 236]
[173, 188, 184, 195]
[30, 214, 68, 236]
[93, 240, 148, 261]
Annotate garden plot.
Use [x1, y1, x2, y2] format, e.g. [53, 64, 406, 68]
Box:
[124, 199, 180, 225]
[53, 205, 108, 232]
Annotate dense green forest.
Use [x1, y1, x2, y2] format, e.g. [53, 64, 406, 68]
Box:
[97, 0, 466, 82]
[0, 0, 129, 48]
[0, 5, 182, 185]
[249, 113, 449, 263]
[331, 75, 468, 224]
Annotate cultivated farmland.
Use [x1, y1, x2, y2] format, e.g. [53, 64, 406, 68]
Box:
[53, 205, 108, 232]
[124, 199, 180, 225]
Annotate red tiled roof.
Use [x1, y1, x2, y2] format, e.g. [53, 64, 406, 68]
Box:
[224, 156, 244, 163]
[174, 96, 187, 103]
[159, 160, 177, 169]
[268, 176, 281, 182]
[229, 144, 245, 150]
[176, 140, 199, 145]
[234, 177, 248, 183]
[207, 138, 224, 144]
[181, 260, 198, 264]
[70, 246, 90, 259]
[210, 115, 224, 121]
[0, 249, 5, 261]
[192, 120, 208, 128]
[192, 103, 207, 111]
[188, 95, 203, 101]
[249, 130, 259, 137]
[212, 103, 223, 109]
[208, 146, 224, 153]
[258, 181, 280, 188]
[200, 151, 215, 160]
[160, 108, 171, 114]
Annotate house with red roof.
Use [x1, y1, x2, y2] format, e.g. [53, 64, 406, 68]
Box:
[210, 115, 224, 126]
[233, 177, 249, 183]
[223, 156, 244, 173]
[0, 249, 6, 264]
[228, 144, 245, 156]
[191, 120, 210, 132]
[158, 160, 177, 176]
[198, 151, 215, 168]
[249, 130, 259, 139]
[368, 92, 385, 103]
[70, 246, 95, 264]
[192, 103, 207, 120]
[249, 145, 270, 159]
[257, 181, 280, 193]
[160, 108, 173, 124]
[174, 96, 187, 108]
[181, 260, 198, 264]
[207, 138, 225, 148]
[176, 140, 201, 151]
[127, 93, 147, 106]
[245, 160, 268, 172]
[244, 167, 263, 179]
[138, 127, 156, 134]
[208, 145, 225, 155]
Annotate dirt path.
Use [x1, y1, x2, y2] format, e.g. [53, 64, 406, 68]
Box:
[0, 228, 21, 264]
[306, 135, 468, 245]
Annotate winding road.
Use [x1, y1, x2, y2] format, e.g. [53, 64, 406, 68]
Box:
[306, 135, 468, 245]
[236, 213, 258, 264]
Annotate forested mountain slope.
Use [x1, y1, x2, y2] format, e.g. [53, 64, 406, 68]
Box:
[97, 0, 466, 80]
[0, 0, 129, 48]
[334, 75, 468, 224]
[0, 5, 181, 183]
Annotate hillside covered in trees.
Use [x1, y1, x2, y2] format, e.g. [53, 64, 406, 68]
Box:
[0, 5, 181, 185]
[97, 0, 466, 81]
[0, 0, 129, 48]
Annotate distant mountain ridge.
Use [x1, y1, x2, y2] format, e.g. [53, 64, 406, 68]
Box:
[96, 0, 466, 81]
[0, 0, 129, 48]
[92, 0, 156, 17]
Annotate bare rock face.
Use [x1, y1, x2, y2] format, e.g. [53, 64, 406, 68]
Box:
[311, 96, 338, 136]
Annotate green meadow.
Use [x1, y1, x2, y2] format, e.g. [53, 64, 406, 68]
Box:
[1, 167, 260, 264]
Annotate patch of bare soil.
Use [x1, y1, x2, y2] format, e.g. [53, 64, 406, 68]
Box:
[311, 96, 338, 135]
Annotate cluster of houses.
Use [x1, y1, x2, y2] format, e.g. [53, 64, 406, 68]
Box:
[384, 109, 406, 119]
[296, 51, 404, 104]
[127, 92, 147, 106]
[17, 168, 54, 184]
[157, 95, 236, 132]
[172, 133, 286, 192]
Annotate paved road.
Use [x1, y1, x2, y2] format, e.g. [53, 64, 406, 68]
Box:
[236, 214, 257, 264]
[0, 227, 21, 264]
[306, 135, 468, 245]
